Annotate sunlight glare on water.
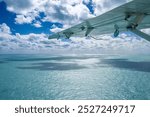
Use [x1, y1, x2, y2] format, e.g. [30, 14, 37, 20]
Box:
[0, 54, 150, 100]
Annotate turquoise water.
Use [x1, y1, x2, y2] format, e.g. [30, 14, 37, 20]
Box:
[0, 54, 150, 100]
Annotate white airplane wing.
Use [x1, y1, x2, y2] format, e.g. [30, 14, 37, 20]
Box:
[48, 0, 150, 41]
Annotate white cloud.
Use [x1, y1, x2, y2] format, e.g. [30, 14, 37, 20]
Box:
[0, 27, 150, 54]
[93, 0, 130, 15]
[50, 27, 63, 33]
[141, 28, 150, 35]
[0, 23, 11, 34]
[50, 24, 69, 33]
[42, 1, 94, 26]
[3, 0, 94, 27]
[33, 21, 42, 28]
[15, 15, 33, 24]
[83, 0, 90, 4]
[4, 0, 45, 26]
[0, 23, 13, 42]
[3, 0, 46, 15]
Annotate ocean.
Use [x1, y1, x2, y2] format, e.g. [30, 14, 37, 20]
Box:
[0, 54, 150, 100]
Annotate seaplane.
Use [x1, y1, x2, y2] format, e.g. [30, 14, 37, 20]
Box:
[48, 0, 150, 42]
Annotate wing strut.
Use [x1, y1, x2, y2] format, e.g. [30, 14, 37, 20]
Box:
[85, 21, 94, 36]
[130, 29, 150, 42]
[125, 13, 150, 42]
[85, 27, 94, 36]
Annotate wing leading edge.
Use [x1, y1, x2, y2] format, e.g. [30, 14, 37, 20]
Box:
[48, 0, 150, 41]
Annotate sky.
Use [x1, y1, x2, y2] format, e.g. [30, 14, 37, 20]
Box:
[0, 0, 150, 54]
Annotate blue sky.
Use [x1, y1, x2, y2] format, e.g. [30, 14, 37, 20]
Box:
[0, 0, 150, 54]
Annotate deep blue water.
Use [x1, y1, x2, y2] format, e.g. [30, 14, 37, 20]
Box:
[0, 54, 150, 100]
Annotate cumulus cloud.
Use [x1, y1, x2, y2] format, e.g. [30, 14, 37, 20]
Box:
[83, 0, 90, 4]
[0, 23, 13, 41]
[141, 28, 150, 35]
[3, 0, 94, 27]
[0, 23, 11, 34]
[93, 0, 130, 15]
[3, 0, 45, 14]
[0, 23, 150, 54]
[50, 24, 68, 33]
[42, 0, 94, 26]
[3, 0, 45, 27]
[15, 15, 33, 24]
[50, 27, 63, 33]
[33, 21, 42, 28]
